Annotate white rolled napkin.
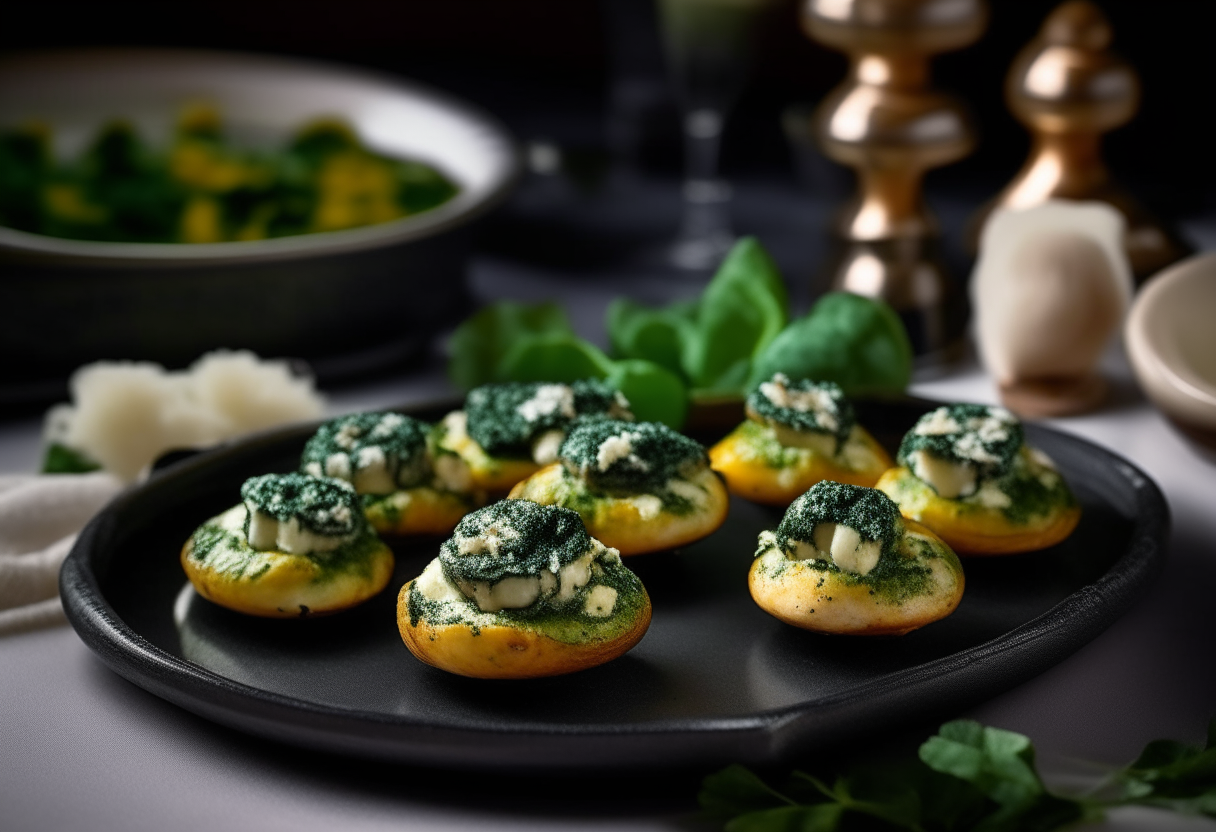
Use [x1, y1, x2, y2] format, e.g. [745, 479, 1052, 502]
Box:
[0, 472, 124, 636]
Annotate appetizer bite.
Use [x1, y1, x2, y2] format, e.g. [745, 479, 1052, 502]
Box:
[709, 374, 892, 505]
[398, 499, 651, 678]
[508, 419, 729, 556]
[875, 404, 1080, 555]
[750, 481, 964, 636]
[181, 473, 394, 617]
[302, 411, 480, 536]
[431, 380, 633, 495]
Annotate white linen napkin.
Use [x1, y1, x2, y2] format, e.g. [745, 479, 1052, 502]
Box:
[0, 472, 124, 636]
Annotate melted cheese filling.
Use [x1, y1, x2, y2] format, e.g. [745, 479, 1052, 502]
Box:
[788, 522, 882, 576]
[244, 505, 354, 555]
[908, 449, 977, 499]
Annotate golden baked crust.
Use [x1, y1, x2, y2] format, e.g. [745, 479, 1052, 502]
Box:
[709, 422, 892, 506]
[875, 466, 1081, 556]
[363, 487, 482, 537]
[748, 520, 963, 636]
[180, 507, 394, 618]
[508, 464, 730, 555]
[397, 581, 652, 679]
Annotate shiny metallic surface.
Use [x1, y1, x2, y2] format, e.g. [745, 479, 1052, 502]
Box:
[968, 1, 1189, 281]
[802, 0, 985, 356]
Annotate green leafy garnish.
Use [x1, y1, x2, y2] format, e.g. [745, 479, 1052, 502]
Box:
[606, 236, 790, 396]
[700, 719, 1216, 831]
[447, 301, 574, 390]
[751, 291, 913, 398]
[42, 443, 102, 474]
[447, 301, 687, 428]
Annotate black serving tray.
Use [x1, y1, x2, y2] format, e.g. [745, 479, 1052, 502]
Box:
[60, 398, 1168, 771]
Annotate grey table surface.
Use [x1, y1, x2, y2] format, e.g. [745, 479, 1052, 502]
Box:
[5, 225, 1216, 830]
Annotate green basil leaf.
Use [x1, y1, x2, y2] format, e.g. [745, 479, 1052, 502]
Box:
[685, 236, 789, 392]
[497, 332, 614, 384]
[606, 298, 697, 380]
[448, 301, 573, 390]
[725, 804, 844, 832]
[750, 292, 912, 397]
[605, 359, 688, 429]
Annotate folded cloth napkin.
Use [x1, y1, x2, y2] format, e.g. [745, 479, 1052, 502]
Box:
[0, 472, 124, 636]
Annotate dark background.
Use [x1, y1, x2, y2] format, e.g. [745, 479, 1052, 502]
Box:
[3, 0, 1213, 220]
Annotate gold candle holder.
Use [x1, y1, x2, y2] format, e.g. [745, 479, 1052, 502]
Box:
[804, 0, 987, 357]
[967, 0, 1189, 282]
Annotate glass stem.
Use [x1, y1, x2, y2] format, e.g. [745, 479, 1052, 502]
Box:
[675, 108, 733, 266]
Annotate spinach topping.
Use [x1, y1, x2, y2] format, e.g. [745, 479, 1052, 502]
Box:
[239, 473, 365, 537]
[559, 418, 707, 492]
[775, 481, 903, 557]
[746, 374, 855, 447]
[464, 379, 632, 458]
[439, 499, 592, 584]
[898, 404, 1023, 480]
[301, 411, 430, 490]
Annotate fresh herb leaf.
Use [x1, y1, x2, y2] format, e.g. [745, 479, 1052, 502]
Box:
[683, 236, 789, 392]
[606, 298, 697, 380]
[42, 442, 102, 474]
[447, 301, 572, 389]
[605, 359, 688, 429]
[700, 719, 1216, 832]
[751, 291, 912, 398]
[498, 332, 614, 384]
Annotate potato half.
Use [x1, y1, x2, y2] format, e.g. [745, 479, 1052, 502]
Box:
[875, 465, 1081, 556]
[709, 421, 892, 506]
[749, 520, 964, 636]
[397, 581, 652, 679]
[181, 507, 394, 618]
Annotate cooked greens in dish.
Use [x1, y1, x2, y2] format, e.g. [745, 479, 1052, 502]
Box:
[0, 106, 458, 243]
[876, 404, 1081, 555]
[398, 499, 651, 678]
[709, 374, 892, 505]
[749, 481, 964, 635]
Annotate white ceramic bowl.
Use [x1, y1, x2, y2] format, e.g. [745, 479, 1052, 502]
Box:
[1125, 252, 1216, 447]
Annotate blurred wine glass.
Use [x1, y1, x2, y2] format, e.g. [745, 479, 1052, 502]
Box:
[658, 0, 769, 270]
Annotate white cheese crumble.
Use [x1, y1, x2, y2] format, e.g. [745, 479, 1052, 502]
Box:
[797, 522, 882, 576]
[454, 523, 520, 557]
[450, 545, 605, 613]
[954, 433, 1001, 465]
[759, 373, 839, 432]
[517, 384, 576, 423]
[1029, 447, 1058, 471]
[433, 453, 473, 493]
[596, 431, 646, 472]
[628, 494, 663, 521]
[415, 557, 467, 604]
[909, 448, 978, 499]
[972, 480, 1012, 509]
[242, 504, 354, 555]
[531, 429, 565, 465]
[914, 408, 962, 436]
[665, 477, 707, 509]
[583, 585, 618, 617]
[352, 445, 395, 495]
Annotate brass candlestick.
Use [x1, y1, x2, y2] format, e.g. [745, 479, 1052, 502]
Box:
[968, 0, 1189, 282]
[804, 0, 987, 357]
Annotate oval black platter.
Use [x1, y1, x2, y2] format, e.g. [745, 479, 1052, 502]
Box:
[61, 398, 1168, 771]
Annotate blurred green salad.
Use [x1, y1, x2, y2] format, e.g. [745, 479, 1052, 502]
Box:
[0, 105, 458, 243]
[447, 237, 914, 429]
